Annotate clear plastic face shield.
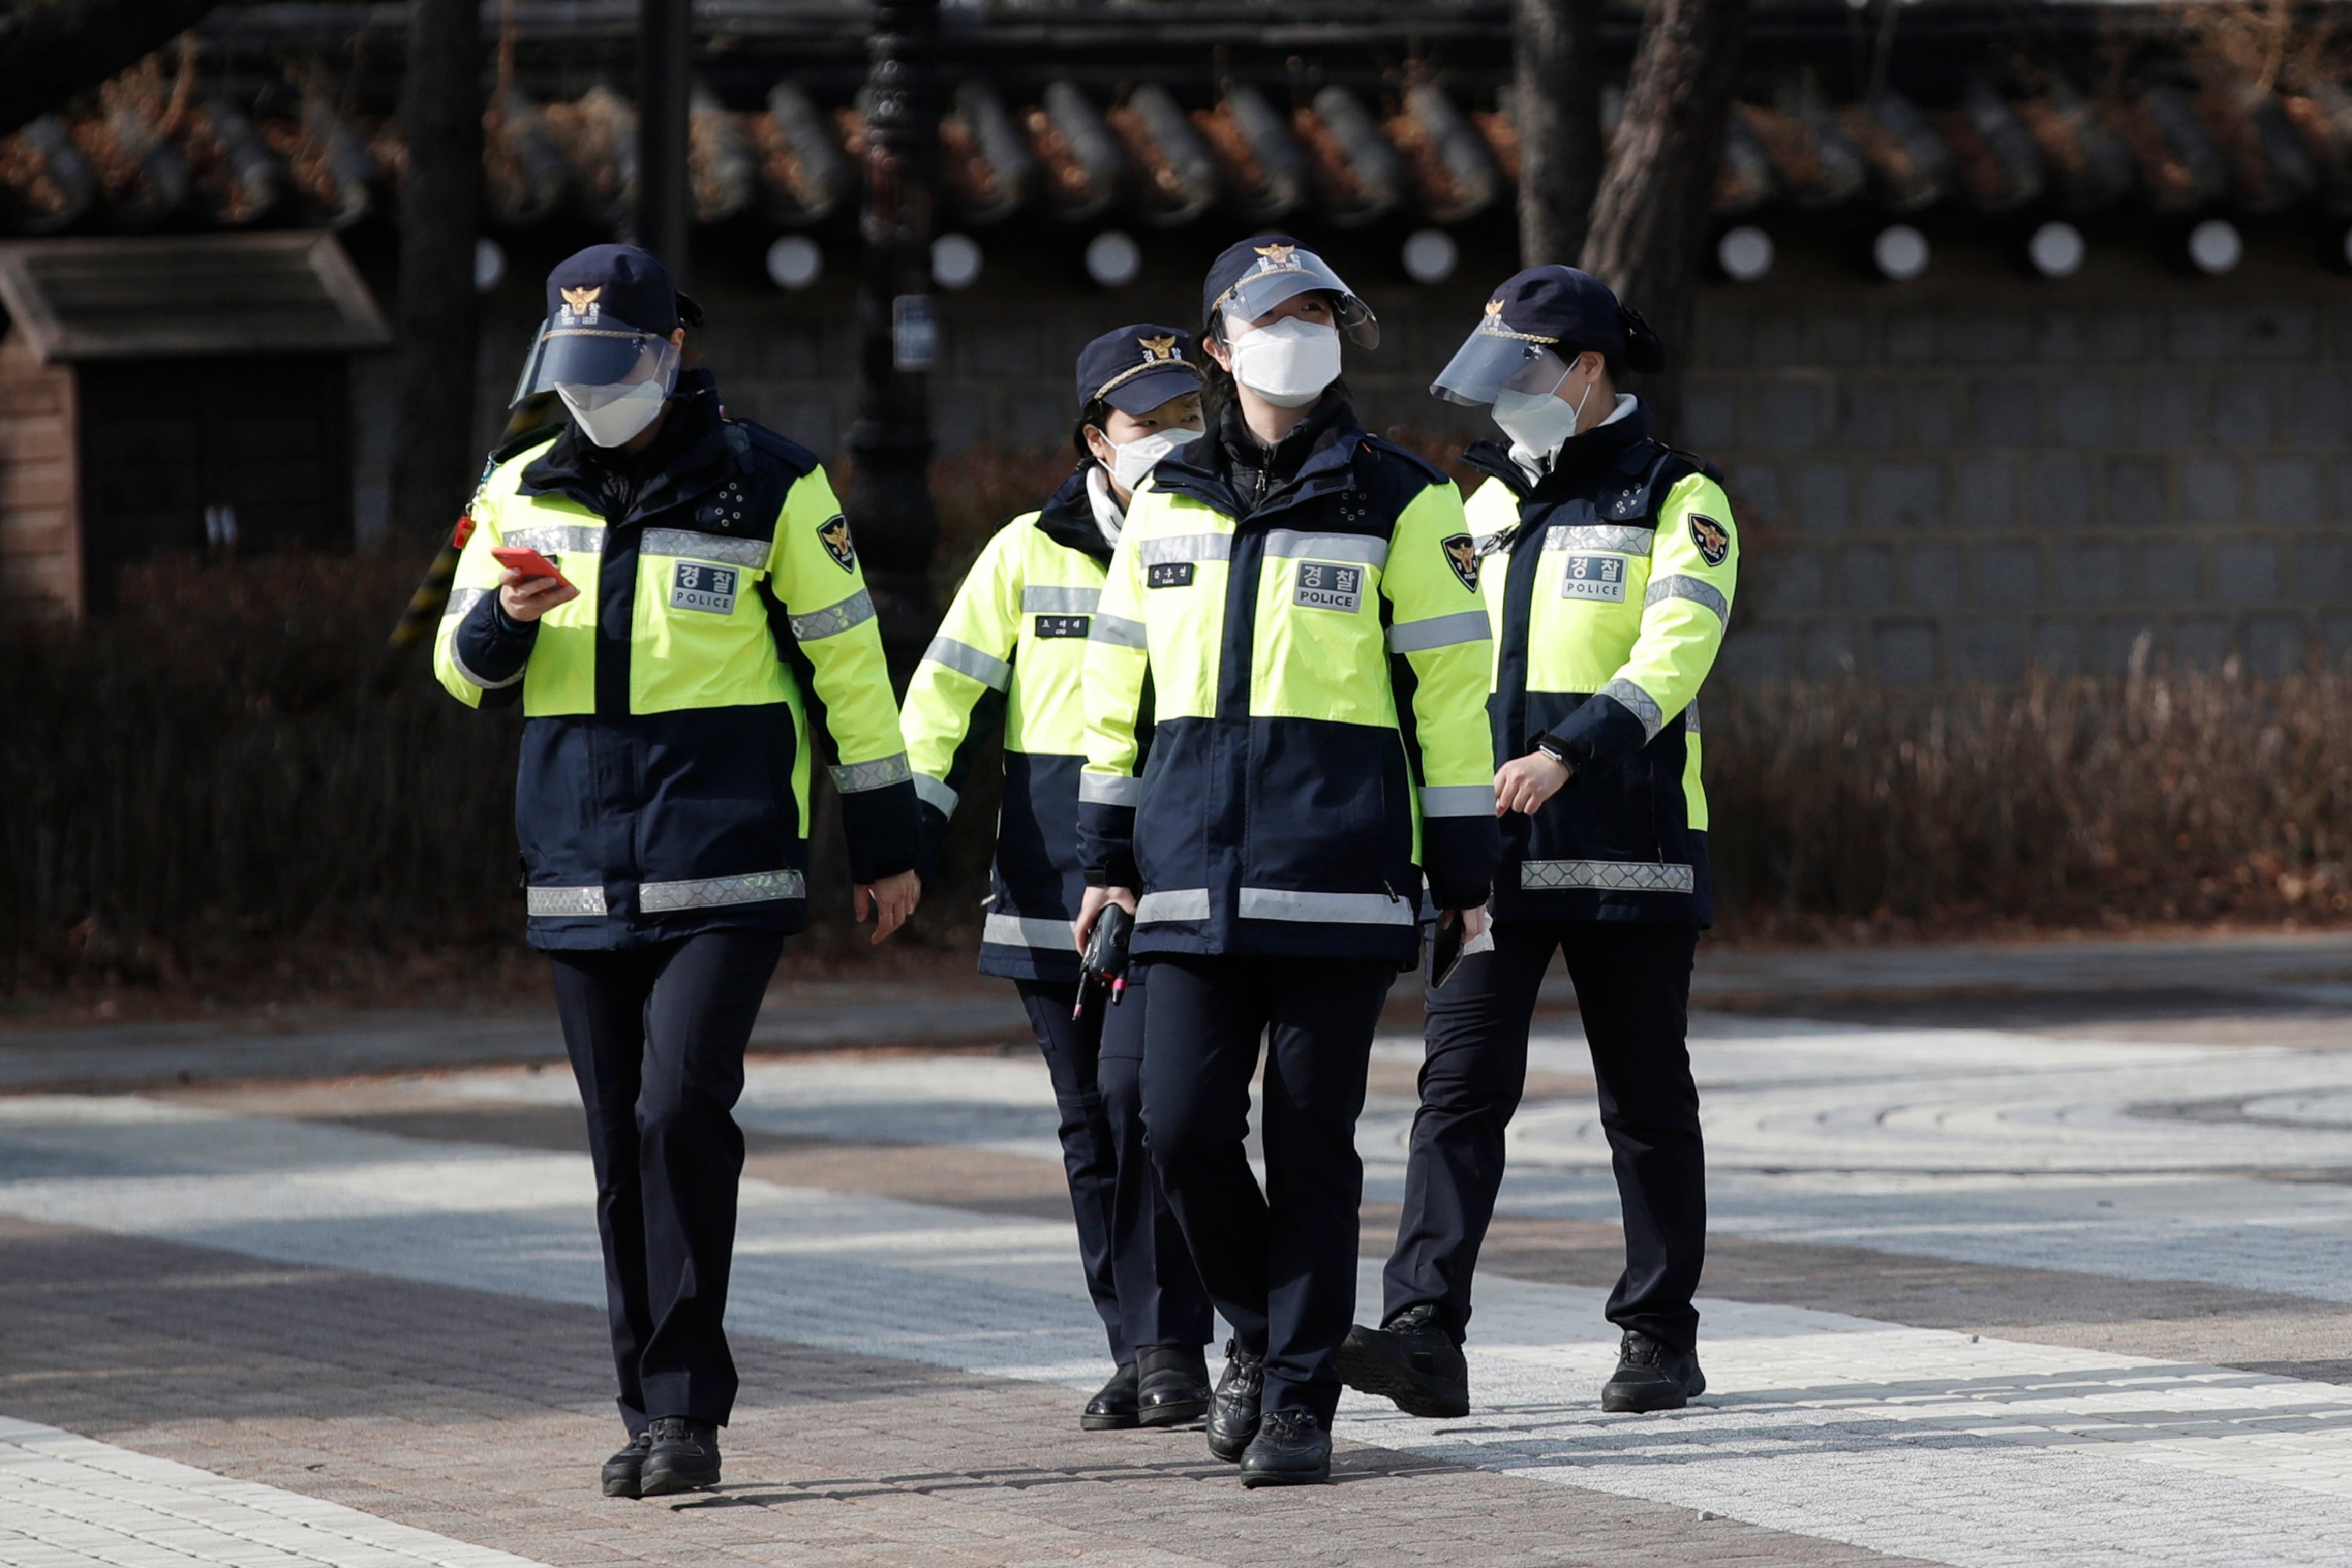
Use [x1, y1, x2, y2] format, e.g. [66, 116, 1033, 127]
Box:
[1431, 318, 1572, 408]
[513, 319, 682, 447]
[1212, 244, 1378, 348]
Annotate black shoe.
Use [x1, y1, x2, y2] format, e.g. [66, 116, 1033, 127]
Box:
[600, 1431, 651, 1498]
[1338, 1305, 1469, 1419]
[1238, 1410, 1332, 1486]
[1599, 1330, 1707, 1413]
[1205, 1339, 1264, 1462]
[1135, 1343, 1210, 1428]
[1082, 1362, 1140, 1431]
[638, 1416, 722, 1495]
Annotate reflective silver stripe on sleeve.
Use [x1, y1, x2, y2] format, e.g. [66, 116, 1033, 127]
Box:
[441, 586, 490, 622]
[921, 635, 1012, 689]
[1388, 609, 1491, 653]
[500, 524, 605, 556]
[1644, 574, 1730, 619]
[1087, 613, 1149, 649]
[1420, 784, 1495, 818]
[447, 641, 524, 691]
[1520, 859, 1696, 895]
[1543, 524, 1655, 554]
[639, 869, 806, 913]
[789, 590, 877, 642]
[1138, 533, 1232, 566]
[526, 884, 607, 916]
[1079, 771, 1143, 808]
[831, 753, 913, 793]
[913, 772, 959, 816]
[1135, 887, 1212, 924]
[1263, 530, 1389, 569]
[982, 913, 1081, 953]
[1238, 887, 1417, 926]
[640, 528, 769, 567]
[1598, 677, 1666, 742]
[1022, 584, 1101, 613]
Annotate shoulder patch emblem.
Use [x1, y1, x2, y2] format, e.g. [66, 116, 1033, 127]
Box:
[818, 514, 857, 572]
[1442, 533, 1481, 592]
[1688, 514, 1731, 568]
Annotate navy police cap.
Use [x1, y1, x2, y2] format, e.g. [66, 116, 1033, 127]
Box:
[543, 244, 704, 336]
[1484, 265, 1664, 372]
[1076, 324, 1203, 416]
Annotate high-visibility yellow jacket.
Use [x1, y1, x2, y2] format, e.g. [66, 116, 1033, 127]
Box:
[434, 372, 915, 948]
[901, 468, 1115, 982]
[1461, 402, 1737, 927]
[1080, 398, 1500, 964]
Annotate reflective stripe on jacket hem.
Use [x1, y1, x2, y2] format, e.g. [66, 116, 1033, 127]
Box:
[1136, 887, 1212, 923]
[1238, 887, 1415, 925]
[1519, 859, 1696, 894]
[641, 869, 808, 913]
[1420, 784, 1494, 818]
[831, 753, 913, 793]
[526, 885, 608, 916]
[982, 913, 1080, 952]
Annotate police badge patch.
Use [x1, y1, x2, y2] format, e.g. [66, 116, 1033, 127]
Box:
[818, 514, 857, 572]
[1442, 533, 1480, 592]
[1688, 514, 1731, 568]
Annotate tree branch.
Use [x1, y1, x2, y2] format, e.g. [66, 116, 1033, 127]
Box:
[0, 0, 223, 137]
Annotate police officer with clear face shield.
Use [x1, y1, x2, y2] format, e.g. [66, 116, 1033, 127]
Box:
[1341, 266, 1737, 1421]
[1074, 237, 1500, 1485]
[435, 245, 920, 1500]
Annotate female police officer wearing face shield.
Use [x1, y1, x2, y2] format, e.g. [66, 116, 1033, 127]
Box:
[1341, 265, 1737, 1423]
[901, 325, 1216, 1433]
[1073, 237, 1500, 1486]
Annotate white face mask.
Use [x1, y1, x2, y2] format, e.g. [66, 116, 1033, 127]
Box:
[1105, 427, 1196, 492]
[1491, 372, 1594, 463]
[1225, 318, 1342, 408]
[559, 377, 670, 448]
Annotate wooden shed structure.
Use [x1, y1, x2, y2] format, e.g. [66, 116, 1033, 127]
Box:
[0, 230, 387, 617]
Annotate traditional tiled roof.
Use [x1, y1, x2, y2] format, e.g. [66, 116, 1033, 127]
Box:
[3, 1, 2348, 235]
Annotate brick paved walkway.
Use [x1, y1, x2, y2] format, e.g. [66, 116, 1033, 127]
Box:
[9, 971, 2352, 1566]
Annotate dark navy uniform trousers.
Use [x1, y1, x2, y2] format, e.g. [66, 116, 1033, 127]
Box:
[1015, 972, 1212, 1363]
[550, 927, 783, 1434]
[1384, 921, 1704, 1352]
[1140, 953, 1396, 1425]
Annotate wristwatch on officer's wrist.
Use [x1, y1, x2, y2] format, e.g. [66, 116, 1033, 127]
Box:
[1534, 737, 1574, 777]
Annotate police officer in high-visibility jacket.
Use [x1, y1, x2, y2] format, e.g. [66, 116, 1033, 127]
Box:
[1341, 266, 1733, 1420]
[1075, 237, 1500, 1486]
[900, 325, 1215, 1432]
[434, 245, 918, 1498]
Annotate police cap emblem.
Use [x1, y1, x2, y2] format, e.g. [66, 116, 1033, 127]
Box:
[1253, 241, 1298, 270]
[1688, 514, 1731, 568]
[558, 285, 601, 323]
[1139, 334, 1181, 362]
[1442, 533, 1480, 592]
[818, 514, 857, 572]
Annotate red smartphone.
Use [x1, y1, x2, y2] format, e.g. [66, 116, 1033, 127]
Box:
[491, 546, 574, 590]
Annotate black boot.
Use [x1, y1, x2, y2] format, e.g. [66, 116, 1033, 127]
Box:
[1082, 1362, 1140, 1431]
[639, 1416, 722, 1495]
[1599, 1330, 1706, 1413]
[1134, 1344, 1210, 1428]
[1238, 1410, 1332, 1486]
[1205, 1340, 1263, 1462]
[600, 1431, 651, 1498]
[1338, 1304, 1469, 1419]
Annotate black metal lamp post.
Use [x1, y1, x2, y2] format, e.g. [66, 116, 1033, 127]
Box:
[637, 0, 691, 277]
[844, 0, 943, 678]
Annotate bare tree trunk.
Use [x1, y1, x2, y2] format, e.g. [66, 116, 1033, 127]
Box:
[1512, 0, 1602, 267]
[390, 0, 484, 549]
[1580, 0, 1748, 439]
[0, 0, 220, 135]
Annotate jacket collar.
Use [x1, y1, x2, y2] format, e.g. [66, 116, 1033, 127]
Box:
[1033, 465, 1114, 563]
[1149, 391, 1364, 524]
[1460, 398, 1654, 503]
[520, 368, 734, 524]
